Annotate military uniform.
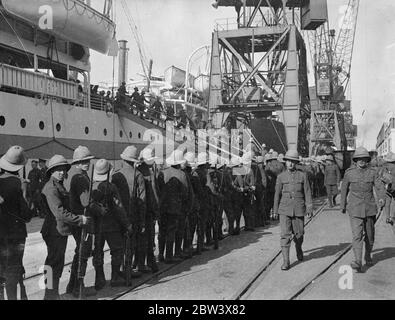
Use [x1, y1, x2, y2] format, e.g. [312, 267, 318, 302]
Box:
[158, 166, 189, 262]
[233, 166, 256, 231]
[41, 171, 83, 299]
[341, 148, 385, 270]
[222, 166, 236, 235]
[67, 167, 96, 295]
[138, 162, 160, 271]
[253, 160, 268, 227]
[112, 165, 146, 270]
[91, 178, 129, 288]
[0, 171, 32, 300]
[273, 150, 312, 270]
[324, 162, 341, 207]
[378, 157, 395, 223]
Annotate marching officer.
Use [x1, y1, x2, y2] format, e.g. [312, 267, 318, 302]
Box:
[0, 146, 33, 300]
[324, 155, 341, 208]
[41, 155, 89, 300]
[67, 146, 97, 298]
[112, 146, 146, 277]
[340, 147, 386, 272]
[273, 149, 313, 271]
[91, 159, 132, 289]
[158, 150, 189, 263]
[137, 148, 160, 272]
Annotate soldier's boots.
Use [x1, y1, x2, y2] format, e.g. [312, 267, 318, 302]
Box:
[148, 261, 159, 273]
[328, 197, 334, 208]
[295, 242, 304, 262]
[138, 265, 152, 274]
[72, 280, 97, 299]
[365, 247, 373, 266]
[5, 273, 18, 300]
[111, 265, 126, 287]
[43, 278, 60, 300]
[281, 247, 290, 271]
[158, 254, 165, 262]
[332, 196, 337, 206]
[66, 264, 78, 294]
[350, 261, 362, 272]
[94, 266, 106, 291]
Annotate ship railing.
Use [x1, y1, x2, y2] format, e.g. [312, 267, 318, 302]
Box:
[0, 63, 78, 102]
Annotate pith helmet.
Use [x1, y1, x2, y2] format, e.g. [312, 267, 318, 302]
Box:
[121, 146, 139, 162]
[196, 153, 208, 166]
[229, 156, 241, 168]
[0, 146, 27, 172]
[278, 153, 285, 163]
[352, 147, 370, 161]
[283, 149, 300, 163]
[46, 155, 70, 175]
[385, 152, 395, 163]
[184, 152, 196, 167]
[166, 150, 186, 166]
[93, 159, 112, 182]
[256, 156, 265, 164]
[72, 146, 94, 164]
[139, 147, 159, 165]
[326, 154, 335, 162]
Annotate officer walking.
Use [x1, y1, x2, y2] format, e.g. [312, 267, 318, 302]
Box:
[41, 155, 89, 300]
[67, 146, 97, 298]
[0, 146, 33, 300]
[340, 147, 386, 272]
[273, 149, 313, 271]
[324, 154, 341, 208]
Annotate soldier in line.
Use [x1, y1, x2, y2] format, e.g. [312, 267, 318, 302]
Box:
[341, 147, 386, 272]
[182, 152, 200, 257]
[27, 160, 41, 217]
[137, 148, 160, 272]
[324, 155, 341, 208]
[378, 153, 395, 226]
[158, 150, 189, 263]
[112, 146, 146, 277]
[254, 156, 268, 227]
[273, 149, 313, 271]
[229, 156, 243, 235]
[222, 158, 236, 236]
[0, 146, 33, 300]
[41, 155, 90, 300]
[265, 152, 280, 220]
[91, 159, 133, 289]
[192, 153, 211, 251]
[206, 158, 221, 248]
[67, 146, 97, 298]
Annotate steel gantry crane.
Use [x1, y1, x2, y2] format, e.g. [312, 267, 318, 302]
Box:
[307, 0, 359, 156]
[209, 0, 328, 156]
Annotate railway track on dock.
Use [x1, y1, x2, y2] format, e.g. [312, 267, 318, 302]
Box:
[234, 203, 383, 301]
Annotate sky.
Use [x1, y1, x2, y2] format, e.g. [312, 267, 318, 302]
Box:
[89, 0, 395, 150]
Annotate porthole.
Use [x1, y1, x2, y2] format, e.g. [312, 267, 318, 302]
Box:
[120, 130, 123, 138]
[0, 116, 5, 126]
[56, 123, 61, 132]
[129, 132, 133, 139]
[85, 126, 89, 134]
[20, 119, 26, 128]
[104, 128, 107, 136]
[138, 132, 141, 139]
[39, 121, 45, 130]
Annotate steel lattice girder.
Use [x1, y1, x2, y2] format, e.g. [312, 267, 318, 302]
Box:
[209, 23, 310, 155]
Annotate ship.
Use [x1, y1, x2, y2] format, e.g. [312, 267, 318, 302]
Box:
[0, 0, 181, 161]
[0, 0, 287, 163]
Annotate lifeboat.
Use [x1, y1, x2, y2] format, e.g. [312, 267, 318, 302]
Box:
[1, 0, 117, 55]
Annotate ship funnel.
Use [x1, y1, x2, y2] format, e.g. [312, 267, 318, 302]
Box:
[118, 40, 129, 87]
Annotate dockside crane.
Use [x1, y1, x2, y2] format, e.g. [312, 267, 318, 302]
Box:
[307, 0, 359, 158]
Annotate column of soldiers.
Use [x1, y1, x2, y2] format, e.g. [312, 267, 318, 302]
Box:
[1, 144, 394, 299]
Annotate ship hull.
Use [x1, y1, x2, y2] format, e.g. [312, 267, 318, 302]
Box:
[0, 91, 169, 159]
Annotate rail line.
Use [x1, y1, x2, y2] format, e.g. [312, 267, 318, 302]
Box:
[236, 204, 384, 301]
[232, 200, 328, 300]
